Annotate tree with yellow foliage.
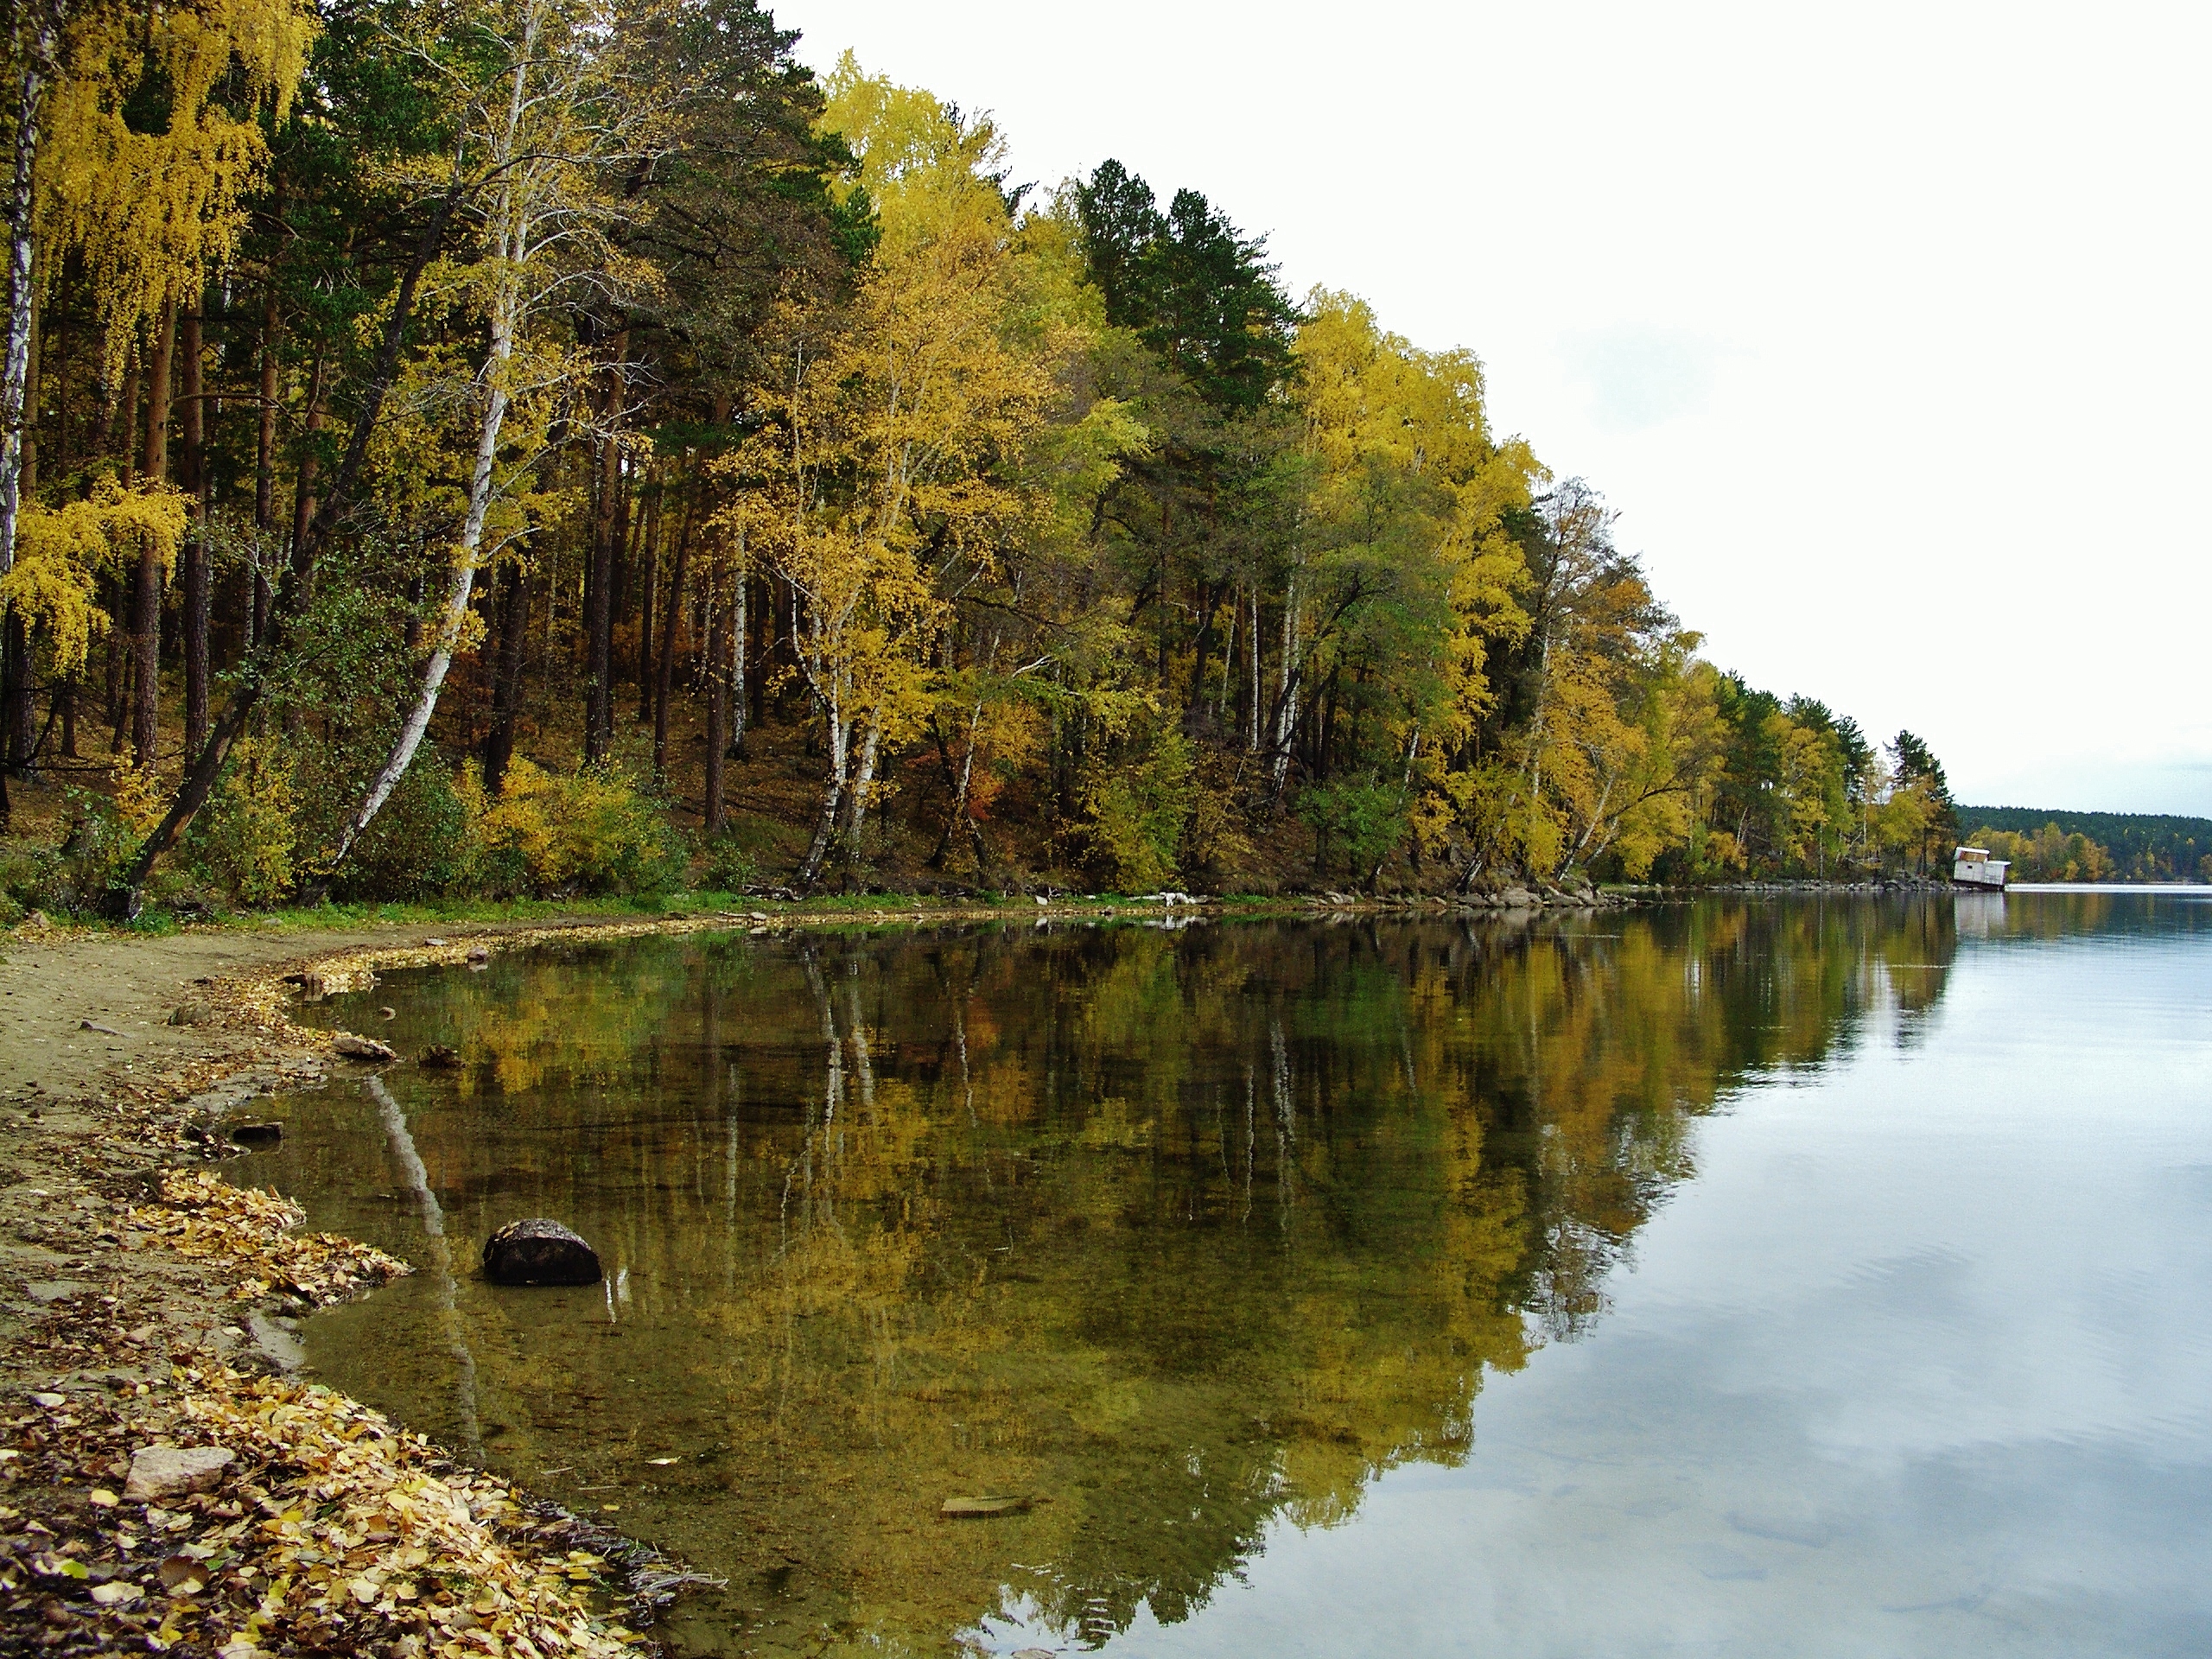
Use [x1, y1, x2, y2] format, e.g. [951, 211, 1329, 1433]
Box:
[1274, 290, 1536, 881]
[723, 58, 1055, 888]
[1, 0, 312, 793]
[319, 0, 676, 874]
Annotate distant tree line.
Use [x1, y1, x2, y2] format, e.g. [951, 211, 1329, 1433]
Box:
[1961, 809, 2212, 884]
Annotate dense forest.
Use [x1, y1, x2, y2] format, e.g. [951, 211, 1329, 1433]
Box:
[1960, 809, 2212, 885]
[0, 0, 1972, 913]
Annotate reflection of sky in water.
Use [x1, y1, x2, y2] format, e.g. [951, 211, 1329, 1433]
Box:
[1028, 903, 2212, 1657]
[263, 894, 2212, 1658]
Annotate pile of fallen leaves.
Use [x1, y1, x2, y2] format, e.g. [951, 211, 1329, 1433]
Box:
[130, 1172, 412, 1306]
[1, 1365, 643, 1656]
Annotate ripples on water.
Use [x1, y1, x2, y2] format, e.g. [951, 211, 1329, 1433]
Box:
[255, 892, 2212, 1656]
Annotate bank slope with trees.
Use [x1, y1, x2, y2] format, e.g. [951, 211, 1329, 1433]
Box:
[0, 4, 1970, 912]
[1959, 809, 2212, 884]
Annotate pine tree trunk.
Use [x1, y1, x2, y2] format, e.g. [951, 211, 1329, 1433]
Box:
[582, 431, 615, 760]
[104, 575, 124, 751]
[632, 478, 658, 723]
[609, 461, 632, 674]
[2, 614, 29, 774]
[251, 284, 280, 645]
[483, 558, 528, 796]
[287, 353, 325, 582]
[179, 302, 209, 759]
[130, 303, 176, 769]
[651, 497, 692, 779]
[582, 350, 624, 761]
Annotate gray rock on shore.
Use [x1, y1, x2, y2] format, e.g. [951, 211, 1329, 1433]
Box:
[483, 1218, 603, 1287]
[124, 1446, 235, 1503]
[333, 1033, 399, 1062]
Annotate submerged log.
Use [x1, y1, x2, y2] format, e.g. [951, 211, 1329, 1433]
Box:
[939, 1495, 1031, 1519]
[483, 1218, 602, 1287]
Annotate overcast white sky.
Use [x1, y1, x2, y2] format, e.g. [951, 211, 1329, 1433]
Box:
[778, 2, 2212, 815]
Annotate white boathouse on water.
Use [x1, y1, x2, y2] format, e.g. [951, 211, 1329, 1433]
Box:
[1953, 846, 2010, 889]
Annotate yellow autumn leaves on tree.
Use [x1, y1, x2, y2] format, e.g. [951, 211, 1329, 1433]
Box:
[0, 478, 187, 671]
[37, 0, 314, 366]
[720, 58, 1085, 883]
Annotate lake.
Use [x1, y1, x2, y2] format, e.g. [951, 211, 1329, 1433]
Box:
[251, 893, 2212, 1656]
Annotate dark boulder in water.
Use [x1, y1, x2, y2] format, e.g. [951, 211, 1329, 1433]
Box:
[483, 1218, 602, 1286]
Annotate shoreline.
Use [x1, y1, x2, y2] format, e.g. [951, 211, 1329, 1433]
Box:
[0, 912, 709, 1655]
[0, 878, 2049, 1652]
[0, 898, 1331, 1653]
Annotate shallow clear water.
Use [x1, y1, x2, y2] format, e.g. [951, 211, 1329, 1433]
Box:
[249, 893, 2212, 1656]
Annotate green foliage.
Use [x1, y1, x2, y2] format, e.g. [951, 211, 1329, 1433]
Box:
[0, 846, 58, 921]
[334, 758, 477, 900]
[0, 864, 30, 925]
[460, 760, 686, 898]
[1179, 750, 1257, 888]
[9, 780, 205, 917]
[48, 789, 146, 909]
[172, 742, 683, 906]
[189, 737, 301, 906]
[1454, 758, 1548, 882]
[1077, 722, 1193, 891]
[1299, 776, 1408, 884]
[1075, 159, 1296, 416]
[696, 830, 761, 893]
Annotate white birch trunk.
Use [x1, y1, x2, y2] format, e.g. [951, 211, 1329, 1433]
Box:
[797, 663, 849, 887]
[1270, 575, 1301, 791]
[1247, 589, 1261, 753]
[325, 4, 537, 868]
[842, 719, 880, 842]
[950, 693, 983, 854]
[0, 1, 57, 578]
[728, 562, 747, 747]
[328, 291, 514, 863]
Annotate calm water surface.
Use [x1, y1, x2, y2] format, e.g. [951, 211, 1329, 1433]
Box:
[253, 893, 2212, 1656]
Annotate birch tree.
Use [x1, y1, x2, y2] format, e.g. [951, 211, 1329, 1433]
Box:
[320, 0, 672, 874]
[723, 60, 1052, 889]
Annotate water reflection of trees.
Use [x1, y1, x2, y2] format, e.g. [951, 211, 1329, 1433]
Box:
[294, 900, 1959, 1656]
